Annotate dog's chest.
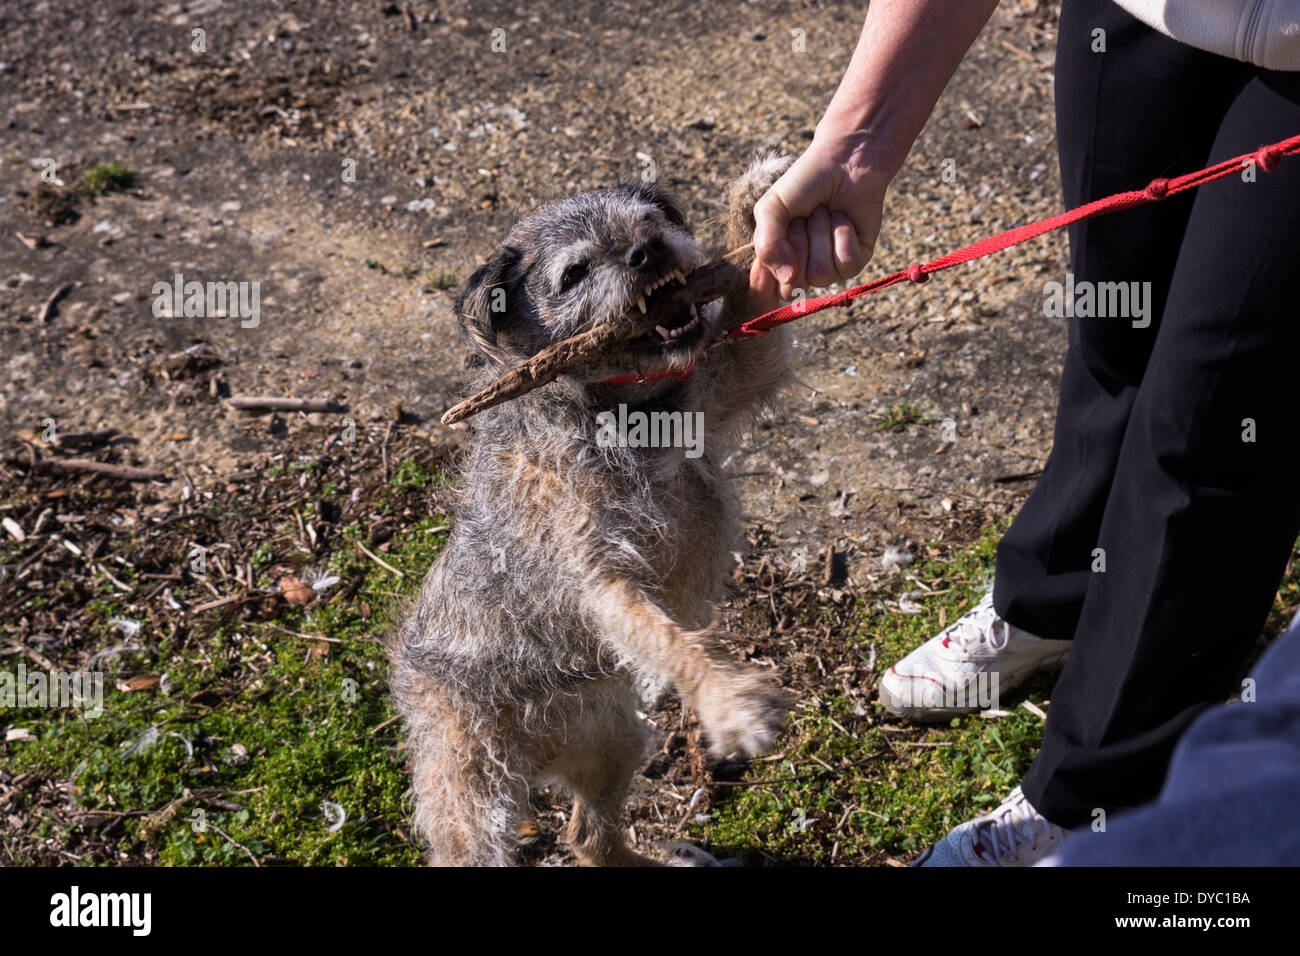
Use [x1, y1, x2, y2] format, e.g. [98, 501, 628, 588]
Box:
[630, 451, 736, 614]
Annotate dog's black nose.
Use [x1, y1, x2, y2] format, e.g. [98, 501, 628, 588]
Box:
[625, 236, 669, 273]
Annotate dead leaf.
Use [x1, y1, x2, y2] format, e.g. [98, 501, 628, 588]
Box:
[115, 675, 161, 693]
[279, 575, 314, 605]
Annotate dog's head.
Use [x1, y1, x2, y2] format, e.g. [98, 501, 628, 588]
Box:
[454, 181, 714, 384]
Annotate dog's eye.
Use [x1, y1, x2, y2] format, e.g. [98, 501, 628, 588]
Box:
[560, 261, 589, 292]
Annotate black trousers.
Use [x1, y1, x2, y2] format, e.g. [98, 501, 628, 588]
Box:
[993, 0, 1300, 827]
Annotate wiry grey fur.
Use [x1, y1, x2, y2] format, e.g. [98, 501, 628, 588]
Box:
[387, 153, 796, 866]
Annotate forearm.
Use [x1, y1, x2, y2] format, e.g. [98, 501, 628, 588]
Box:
[818, 0, 1001, 180]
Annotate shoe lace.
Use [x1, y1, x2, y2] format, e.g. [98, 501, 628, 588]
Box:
[946, 595, 1011, 653]
[966, 792, 1061, 864]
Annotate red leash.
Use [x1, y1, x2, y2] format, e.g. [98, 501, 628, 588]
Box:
[602, 133, 1299, 385]
[730, 135, 1299, 339]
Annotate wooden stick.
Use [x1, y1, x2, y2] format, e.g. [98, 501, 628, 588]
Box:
[357, 541, 405, 578]
[441, 258, 746, 425]
[1, 636, 60, 672]
[55, 428, 118, 449]
[52, 459, 168, 481]
[227, 397, 346, 413]
[39, 282, 73, 324]
[2, 450, 167, 482]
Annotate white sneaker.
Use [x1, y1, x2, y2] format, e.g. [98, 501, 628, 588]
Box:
[913, 787, 1068, 867]
[878, 593, 1071, 722]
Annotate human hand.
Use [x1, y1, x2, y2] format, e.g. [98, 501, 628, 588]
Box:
[752, 135, 890, 303]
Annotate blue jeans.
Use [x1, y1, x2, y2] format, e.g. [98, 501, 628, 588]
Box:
[1058, 615, 1300, 865]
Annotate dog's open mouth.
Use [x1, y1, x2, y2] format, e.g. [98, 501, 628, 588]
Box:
[626, 271, 706, 352]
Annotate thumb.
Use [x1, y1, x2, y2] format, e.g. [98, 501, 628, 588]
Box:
[752, 191, 797, 285]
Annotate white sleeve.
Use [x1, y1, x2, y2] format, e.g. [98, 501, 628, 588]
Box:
[1111, 0, 1300, 71]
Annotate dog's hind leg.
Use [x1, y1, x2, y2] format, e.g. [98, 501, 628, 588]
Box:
[399, 681, 529, 866]
[544, 680, 659, 866]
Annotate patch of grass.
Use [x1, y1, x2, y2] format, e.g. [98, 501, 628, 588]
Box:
[1, 519, 452, 866]
[425, 271, 457, 292]
[80, 160, 137, 197]
[876, 402, 936, 433]
[388, 456, 447, 492]
[693, 521, 1056, 864]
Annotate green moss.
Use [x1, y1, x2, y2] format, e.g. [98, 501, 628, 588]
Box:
[388, 457, 453, 493]
[81, 160, 138, 196]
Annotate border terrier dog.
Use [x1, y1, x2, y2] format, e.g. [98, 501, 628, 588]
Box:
[387, 153, 795, 866]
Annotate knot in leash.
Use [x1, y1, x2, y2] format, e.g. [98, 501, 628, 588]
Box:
[1257, 144, 1282, 173]
[1143, 178, 1170, 201]
[907, 264, 929, 283]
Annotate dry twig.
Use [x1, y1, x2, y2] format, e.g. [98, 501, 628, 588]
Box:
[227, 397, 346, 413]
[38, 282, 73, 324]
[2, 445, 167, 482]
[441, 258, 745, 425]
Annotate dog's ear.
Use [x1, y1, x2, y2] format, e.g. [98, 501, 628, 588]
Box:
[455, 245, 522, 359]
[613, 181, 686, 228]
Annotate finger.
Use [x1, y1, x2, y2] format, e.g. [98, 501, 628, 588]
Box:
[752, 192, 797, 286]
[782, 218, 810, 301]
[831, 211, 867, 280]
[747, 256, 781, 316]
[806, 206, 835, 287]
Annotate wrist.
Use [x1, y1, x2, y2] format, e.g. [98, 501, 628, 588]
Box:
[810, 118, 901, 187]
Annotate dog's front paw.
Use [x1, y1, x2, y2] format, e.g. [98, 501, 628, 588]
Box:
[723, 150, 795, 239]
[694, 668, 794, 758]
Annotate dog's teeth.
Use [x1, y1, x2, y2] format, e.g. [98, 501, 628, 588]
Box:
[636, 296, 647, 313]
[655, 325, 670, 340]
[675, 271, 687, 285]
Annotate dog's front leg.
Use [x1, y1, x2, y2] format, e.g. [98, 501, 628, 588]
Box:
[704, 151, 798, 421]
[583, 576, 791, 757]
